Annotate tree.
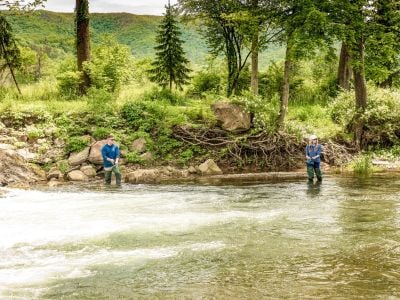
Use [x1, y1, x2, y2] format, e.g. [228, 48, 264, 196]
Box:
[76, 0, 91, 94]
[276, 0, 331, 127]
[337, 43, 352, 90]
[326, 0, 398, 147]
[149, 1, 190, 90]
[0, 16, 22, 93]
[179, 0, 251, 96]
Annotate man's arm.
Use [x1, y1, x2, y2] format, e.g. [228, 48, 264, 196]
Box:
[101, 146, 114, 164]
[115, 146, 120, 165]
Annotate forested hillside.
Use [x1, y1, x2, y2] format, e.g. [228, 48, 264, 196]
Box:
[7, 10, 283, 65]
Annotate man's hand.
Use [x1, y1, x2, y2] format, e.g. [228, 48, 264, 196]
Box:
[306, 156, 310, 160]
[115, 158, 119, 165]
[108, 158, 115, 164]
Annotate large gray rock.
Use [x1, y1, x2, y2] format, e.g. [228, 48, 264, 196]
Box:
[80, 165, 97, 177]
[125, 169, 160, 184]
[198, 159, 223, 176]
[16, 148, 37, 162]
[67, 170, 88, 182]
[88, 140, 107, 165]
[68, 147, 90, 166]
[129, 137, 147, 153]
[211, 102, 251, 132]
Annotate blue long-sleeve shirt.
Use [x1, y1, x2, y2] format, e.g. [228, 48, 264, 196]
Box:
[101, 144, 120, 168]
[305, 144, 322, 163]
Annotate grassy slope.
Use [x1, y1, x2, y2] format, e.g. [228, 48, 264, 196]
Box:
[8, 10, 284, 67]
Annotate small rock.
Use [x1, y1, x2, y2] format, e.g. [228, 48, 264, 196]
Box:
[68, 147, 90, 166]
[125, 169, 160, 184]
[129, 138, 147, 153]
[188, 166, 197, 174]
[80, 165, 97, 177]
[198, 159, 223, 175]
[48, 179, 61, 188]
[47, 167, 63, 180]
[67, 170, 88, 182]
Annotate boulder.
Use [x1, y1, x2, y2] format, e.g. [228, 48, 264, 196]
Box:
[67, 170, 88, 182]
[88, 140, 107, 165]
[125, 169, 160, 184]
[211, 102, 251, 132]
[198, 159, 223, 176]
[68, 147, 90, 166]
[129, 138, 147, 153]
[16, 148, 37, 162]
[80, 165, 97, 177]
[47, 167, 63, 180]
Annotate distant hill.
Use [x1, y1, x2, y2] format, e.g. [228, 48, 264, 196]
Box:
[7, 10, 283, 67]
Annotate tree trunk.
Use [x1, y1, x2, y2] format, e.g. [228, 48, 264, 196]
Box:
[337, 43, 351, 90]
[278, 41, 291, 128]
[76, 0, 90, 95]
[0, 39, 21, 94]
[352, 40, 367, 149]
[251, 33, 259, 95]
[250, 0, 259, 95]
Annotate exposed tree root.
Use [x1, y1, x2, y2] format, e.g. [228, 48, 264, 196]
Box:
[173, 125, 354, 171]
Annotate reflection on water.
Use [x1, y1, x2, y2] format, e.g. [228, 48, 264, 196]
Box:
[0, 175, 400, 299]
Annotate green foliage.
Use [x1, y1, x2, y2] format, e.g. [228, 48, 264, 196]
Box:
[92, 127, 112, 140]
[330, 85, 400, 146]
[57, 70, 82, 98]
[65, 136, 91, 153]
[142, 88, 186, 105]
[189, 69, 221, 96]
[121, 100, 165, 132]
[125, 151, 144, 164]
[351, 154, 374, 175]
[87, 36, 134, 92]
[232, 92, 279, 131]
[149, 3, 191, 90]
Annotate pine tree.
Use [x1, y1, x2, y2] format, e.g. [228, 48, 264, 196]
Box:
[149, 1, 190, 90]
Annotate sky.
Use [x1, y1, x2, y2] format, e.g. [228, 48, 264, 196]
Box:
[42, 0, 178, 16]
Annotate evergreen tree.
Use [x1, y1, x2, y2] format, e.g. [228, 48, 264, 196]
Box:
[149, 1, 190, 90]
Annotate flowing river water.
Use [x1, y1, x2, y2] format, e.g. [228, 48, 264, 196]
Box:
[1, 175, 400, 299]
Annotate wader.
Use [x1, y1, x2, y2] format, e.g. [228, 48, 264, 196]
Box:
[104, 165, 121, 186]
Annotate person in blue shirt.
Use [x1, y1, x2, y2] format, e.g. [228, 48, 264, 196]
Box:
[305, 134, 322, 182]
[101, 135, 121, 186]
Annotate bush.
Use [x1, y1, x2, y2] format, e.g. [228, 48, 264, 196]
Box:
[232, 92, 279, 131]
[125, 152, 144, 164]
[189, 70, 221, 96]
[86, 36, 134, 92]
[121, 101, 166, 132]
[65, 136, 91, 153]
[330, 85, 400, 147]
[143, 88, 186, 105]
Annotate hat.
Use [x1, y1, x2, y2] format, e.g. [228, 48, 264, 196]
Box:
[309, 134, 318, 140]
[107, 135, 115, 140]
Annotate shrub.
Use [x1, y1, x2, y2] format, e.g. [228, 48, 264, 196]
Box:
[330, 85, 400, 147]
[232, 92, 279, 131]
[351, 155, 374, 175]
[143, 87, 186, 105]
[189, 70, 221, 96]
[65, 136, 91, 153]
[125, 152, 144, 164]
[86, 37, 134, 92]
[121, 101, 166, 132]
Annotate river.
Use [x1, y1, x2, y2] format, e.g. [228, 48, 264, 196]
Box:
[1, 175, 400, 299]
